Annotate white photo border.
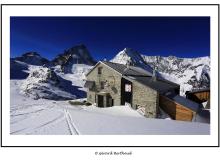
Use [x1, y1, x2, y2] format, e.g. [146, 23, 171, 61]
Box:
[1, 4, 219, 147]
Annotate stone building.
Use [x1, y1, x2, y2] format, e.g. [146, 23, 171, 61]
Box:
[84, 61, 180, 118]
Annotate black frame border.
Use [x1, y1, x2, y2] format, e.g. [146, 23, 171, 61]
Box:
[0, 3, 219, 148]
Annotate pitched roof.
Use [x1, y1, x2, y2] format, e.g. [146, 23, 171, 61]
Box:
[102, 61, 152, 76]
[102, 61, 179, 93]
[86, 61, 180, 93]
[165, 94, 202, 112]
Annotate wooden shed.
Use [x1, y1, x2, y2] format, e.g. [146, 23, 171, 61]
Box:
[159, 94, 202, 121]
[185, 88, 210, 103]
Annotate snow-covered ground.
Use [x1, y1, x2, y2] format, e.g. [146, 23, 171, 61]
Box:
[10, 80, 210, 135]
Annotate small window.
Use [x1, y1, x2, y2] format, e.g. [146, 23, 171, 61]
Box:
[125, 84, 132, 92]
[100, 81, 105, 89]
[98, 67, 102, 74]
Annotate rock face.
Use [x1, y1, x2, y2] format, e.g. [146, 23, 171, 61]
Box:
[20, 67, 85, 100]
[111, 48, 210, 96]
[12, 52, 50, 66]
[52, 44, 96, 73]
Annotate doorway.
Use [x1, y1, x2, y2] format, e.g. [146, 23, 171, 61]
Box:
[121, 78, 132, 106]
[97, 95, 104, 107]
[106, 95, 114, 107]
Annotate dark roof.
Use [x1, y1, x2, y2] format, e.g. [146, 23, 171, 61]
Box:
[102, 61, 179, 93]
[186, 88, 210, 94]
[166, 94, 202, 112]
[130, 76, 179, 93]
[84, 80, 95, 89]
[102, 61, 152, 76]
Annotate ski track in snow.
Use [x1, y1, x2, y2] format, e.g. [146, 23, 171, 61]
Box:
[34, 114, 64, 130]
[64, 109, 80, 135]
[11, 108, 45, 117]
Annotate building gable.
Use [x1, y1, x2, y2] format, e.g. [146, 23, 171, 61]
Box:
[86, 61, 123, 77]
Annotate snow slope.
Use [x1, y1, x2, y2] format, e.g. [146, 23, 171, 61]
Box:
[20, 66, 86, 100]
[11, 80, 209, 135]
[10, 58, 91, 100]
[55, 64, 93, 91]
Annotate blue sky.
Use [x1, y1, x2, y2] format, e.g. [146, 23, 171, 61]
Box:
[10, 17, 210, 60]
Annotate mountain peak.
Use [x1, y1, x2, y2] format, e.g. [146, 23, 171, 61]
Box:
[123, 47, 133, 52]
[13, 52, 50, 66]
[111, 48, 153, 74]
[122, 47, 139, 55]
[22, 52, 41, 57]
[52, 44, 96, 73]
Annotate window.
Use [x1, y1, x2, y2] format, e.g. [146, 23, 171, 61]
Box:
[125, 84, 131, 92]
[98, 67, 102, 74]
[100, 81, 105, 89]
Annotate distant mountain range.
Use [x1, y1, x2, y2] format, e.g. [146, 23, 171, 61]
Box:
[10, 44, 210, 98]
[111, 48, 210, 95]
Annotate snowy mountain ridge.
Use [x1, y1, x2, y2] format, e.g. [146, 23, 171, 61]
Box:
[111, 48, 210, 95]
[11, 45, 210, 99]
[141, 55, 210, 95]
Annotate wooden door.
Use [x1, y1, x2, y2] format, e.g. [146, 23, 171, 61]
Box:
[98, 95, 104, 107]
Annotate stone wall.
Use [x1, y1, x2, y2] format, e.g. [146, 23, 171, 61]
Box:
[87, 91, 96, 104]
[86, 62, 159, 118]
[86, 62, 122, 106]
[132, 80, 159, 118]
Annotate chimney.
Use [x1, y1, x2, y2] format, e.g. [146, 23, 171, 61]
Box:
[152, 69, 157, 81]
[126, 62, 130, 69]
[152, 56, 158, 81]
[126, 58, 132, 69]
[123, 59, 131, 74]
